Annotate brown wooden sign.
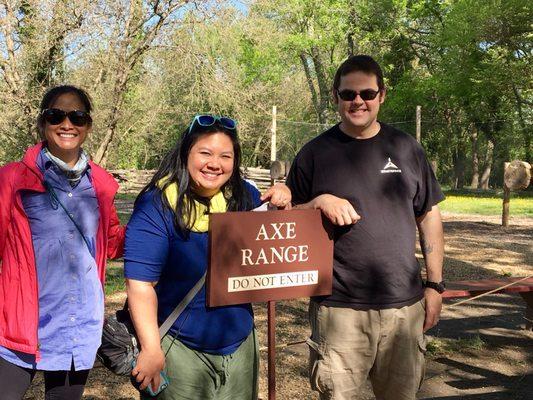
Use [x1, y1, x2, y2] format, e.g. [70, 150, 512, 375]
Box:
[207, 209, 333, 307]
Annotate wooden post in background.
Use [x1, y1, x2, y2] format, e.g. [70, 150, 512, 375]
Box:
[502, 162, 510, 227]
[502, 160, 531, 227]
[416, 105, 421, 143]
[271, 106, 277, 162]
[270, 106, 277, 187]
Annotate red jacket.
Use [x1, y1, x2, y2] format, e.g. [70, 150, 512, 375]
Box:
[0, 142, 125, 359]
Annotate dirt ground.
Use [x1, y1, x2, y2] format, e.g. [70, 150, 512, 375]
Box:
[23, 212, 532, 399]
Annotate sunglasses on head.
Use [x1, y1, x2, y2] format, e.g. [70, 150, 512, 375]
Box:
[336, 89, 380, 102]
[42, 108, 92, 127]
[188, 114, 237, 135]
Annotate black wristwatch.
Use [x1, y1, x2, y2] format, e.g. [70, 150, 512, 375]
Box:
[425, 280, 446, 294]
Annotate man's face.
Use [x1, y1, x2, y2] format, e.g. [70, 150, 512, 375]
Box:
[334, 71, 385, 133]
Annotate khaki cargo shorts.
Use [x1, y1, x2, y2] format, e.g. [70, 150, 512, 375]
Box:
[308, 301, 427, 400]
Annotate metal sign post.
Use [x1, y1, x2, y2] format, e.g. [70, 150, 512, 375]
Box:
[268, 300, 276, 400]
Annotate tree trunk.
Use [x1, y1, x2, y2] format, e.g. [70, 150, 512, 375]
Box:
[309, 46, 330, 124]
[526, 130, 532, 163]
[452, 147, 466, 189]
[470, 126, 479, 188]
[512, 84, 532, 162]
[93, 86, 125, 165]
[93, 65, 129, 166]
[479, 139, 494, 189]
[250, 133, 265, 167]
[299, 53, 321, 123]
[347, 33, 355, 56]
[346, 3, 359, 56]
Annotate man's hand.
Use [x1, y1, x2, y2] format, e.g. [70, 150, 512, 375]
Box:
[417, 205, 444, 332]
[261, 183, 292, 210]
[311, 194, 360, 226]
[132, 346, 165, 391]
[423, 288, 442, 332]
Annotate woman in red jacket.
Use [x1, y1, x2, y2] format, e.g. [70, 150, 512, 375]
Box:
[0, 85, 125, 400]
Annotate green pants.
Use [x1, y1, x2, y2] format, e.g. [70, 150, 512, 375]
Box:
[144, 330, 259, 400]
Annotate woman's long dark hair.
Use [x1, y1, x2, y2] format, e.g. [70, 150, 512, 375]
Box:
[138, 121, 253, 237]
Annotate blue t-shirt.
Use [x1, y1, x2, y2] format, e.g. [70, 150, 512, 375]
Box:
[124, 181, 261, 355]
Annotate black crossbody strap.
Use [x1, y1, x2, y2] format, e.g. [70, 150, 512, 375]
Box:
[44, 181, 92, 253]
[158, 271, 206, 338]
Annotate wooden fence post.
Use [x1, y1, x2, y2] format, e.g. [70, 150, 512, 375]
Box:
[271, 106, 277, 162]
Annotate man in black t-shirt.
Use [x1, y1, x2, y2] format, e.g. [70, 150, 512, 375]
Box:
[286, 55, 444, 400]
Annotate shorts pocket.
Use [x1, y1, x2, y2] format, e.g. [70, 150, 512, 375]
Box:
[417, 334, 427, 354]
[307, 338, 333, 395]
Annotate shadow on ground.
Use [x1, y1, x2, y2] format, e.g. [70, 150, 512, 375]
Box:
[419, 293, 533, 400]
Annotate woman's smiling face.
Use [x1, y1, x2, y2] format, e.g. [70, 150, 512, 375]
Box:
[44, 92, 91, 165]
[187, 132, 235, 198]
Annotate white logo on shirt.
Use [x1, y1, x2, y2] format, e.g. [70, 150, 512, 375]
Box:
[380, 158, 402, 174]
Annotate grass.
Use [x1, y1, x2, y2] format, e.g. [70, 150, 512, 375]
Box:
[105, 260, 126, 296]
[114, 187, 533, 217]
[440, 189, 533, 217]
[117, 212, 130, 225]
[426, 334, 485, 356]
[115, 192, 138, 201]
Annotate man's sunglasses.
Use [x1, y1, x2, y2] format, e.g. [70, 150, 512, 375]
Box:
[41, 108, 92, 127]
[188, 114, 237, 135]
[336, 89, 380, 102]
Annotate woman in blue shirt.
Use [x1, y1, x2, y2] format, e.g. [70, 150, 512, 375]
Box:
[125, 115, 290, 399]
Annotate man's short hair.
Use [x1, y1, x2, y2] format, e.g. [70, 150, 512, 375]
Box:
[333, 55, 385, 91]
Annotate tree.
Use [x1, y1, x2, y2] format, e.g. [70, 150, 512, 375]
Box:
[89, 0, 198, 166]
[251, 0, 356, 124]
[0, 0, 89, 161]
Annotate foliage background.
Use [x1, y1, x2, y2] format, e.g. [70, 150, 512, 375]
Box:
[0, 0, 531, 188]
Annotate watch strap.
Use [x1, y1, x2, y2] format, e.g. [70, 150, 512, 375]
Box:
[425, 280, 446, 294]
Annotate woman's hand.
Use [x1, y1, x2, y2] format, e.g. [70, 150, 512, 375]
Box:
[132, 346, 166, 391]
[126, 278, 164, 392]
[261, 183, 292, 210]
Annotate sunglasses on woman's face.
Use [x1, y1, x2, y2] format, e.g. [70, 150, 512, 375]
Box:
[42, 108, 92, 127]
[336, 89, 380, 102]
[188, 114, 237, 135]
